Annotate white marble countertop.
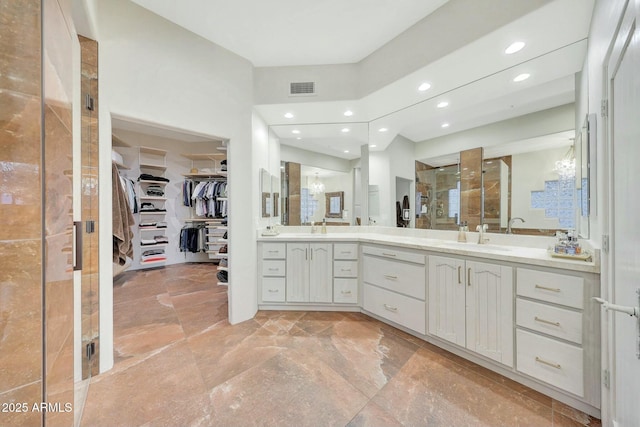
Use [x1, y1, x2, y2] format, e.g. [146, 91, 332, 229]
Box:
[257, 227, 600, 274]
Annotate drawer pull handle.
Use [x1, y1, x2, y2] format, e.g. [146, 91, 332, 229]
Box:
[535, 284, 561, 292]
[341, 291, 352, 295]
[341, 268, 352, 272]
[384, 274, 398, 280]
[467, 267, 471, 286]
[383, 304, 398, 312]
[268, 268, 279, 271]
[458, 266, 461, 284]
[535, 356, 561, 370]
[268, 289, 279, 293]
[340, 251, 351, 254]
[382, 252, 397, 257]
[534, 316, 560, 327]
[267, 250, 279, 253]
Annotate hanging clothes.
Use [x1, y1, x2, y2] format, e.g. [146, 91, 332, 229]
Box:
[179, 224, 206, 253]
[112, 163, 135, 265]
[184, 179, 228, 218]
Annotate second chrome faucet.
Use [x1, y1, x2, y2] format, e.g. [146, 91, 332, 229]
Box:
[476, 224, 489, 244]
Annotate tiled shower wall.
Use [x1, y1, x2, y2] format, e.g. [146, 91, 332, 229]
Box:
[0, 1, 75, 426]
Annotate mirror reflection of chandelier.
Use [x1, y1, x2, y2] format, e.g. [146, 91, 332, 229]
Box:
[309, 173, 325, 195]
[554, 144, 576, 178]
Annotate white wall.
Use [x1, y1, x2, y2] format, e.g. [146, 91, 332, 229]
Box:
[82, 0, 256, 372]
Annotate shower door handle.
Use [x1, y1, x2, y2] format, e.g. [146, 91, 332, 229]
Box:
[73, 221, 83, 271]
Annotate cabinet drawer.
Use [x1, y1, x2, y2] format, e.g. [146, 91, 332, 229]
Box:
[363, 284, 426, 334]
[517, 268, 584, 309]
[334, 260, 358, 278]
[261, 243, 286, 259]
[363, 256, 426, 300]
[334, 278, 358, 304]
[262, 260, 286, 277]
[362, 245, 425, 265]
[262, 278, 286, 302]
[516, 299, 583, 344]
[516, 329, 583, 397]
[334, 243, 358, 260]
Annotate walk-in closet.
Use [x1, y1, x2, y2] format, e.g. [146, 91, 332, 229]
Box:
[111, 118, 230, 302]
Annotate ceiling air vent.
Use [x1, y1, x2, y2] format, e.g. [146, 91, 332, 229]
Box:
[289, 81, 316, 97]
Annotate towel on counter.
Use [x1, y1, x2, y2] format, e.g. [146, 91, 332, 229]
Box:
[113, 163, 135, 265]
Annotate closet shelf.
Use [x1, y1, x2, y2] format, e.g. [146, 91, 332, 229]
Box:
[112, 134, 131, 147]
[206, 225, 227, 229]
[139, 211, 167, 215]
[140, 243, 168, 248]
[182, 173, 227, 179]
[184, 218, 214, 222]
[180, 153, 225, 160]
[140, 259, 166, 265]
[139, 179, 168, 185]
[206, 251, 228, 257]
[139, 146, 167, 156]
[139, 196, 166, 201]
[139, 163, 167, 171]
[139, 227, 167, 231]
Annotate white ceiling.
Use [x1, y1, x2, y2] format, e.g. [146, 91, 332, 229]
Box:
[130, 0, 449, 67]
[127, 0, 594, 161]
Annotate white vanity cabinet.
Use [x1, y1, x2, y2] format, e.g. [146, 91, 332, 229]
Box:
[514, 267, 600, 408]
[361, 245, 427, 334]
[259, 243, 286, 302]
[428, 255, 514, 367]
[333, 243, 358, 304]
[286, 243, 333, 303]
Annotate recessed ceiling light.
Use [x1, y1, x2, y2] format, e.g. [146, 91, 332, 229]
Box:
[513, 73, 530, 82]
[343, 110, 353, 117]
[505, 41, 525, 54]
[418, 82, 431, 92]
[344, 150, 350, 153]
[378, 127, 388, 133]
[341, 128, 350, 133]
[369, 144, 377, 148]
[438, 168, 445, 171]
[437, 101, 449, 108]
[284, 112, 294, 119]
[296, 137, 302, 140]
[441, 123, 450, 128]
[292, 129, 300, 134]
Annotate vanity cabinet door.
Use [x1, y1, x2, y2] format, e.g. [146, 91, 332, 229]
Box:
[428, 255, 466, 347]
[309, 243, 333, 303]
[466, 261, 513, 367]
[286, 243, 310, 302]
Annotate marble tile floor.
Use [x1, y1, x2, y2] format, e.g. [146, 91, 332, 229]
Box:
[80, 263, 601, 427]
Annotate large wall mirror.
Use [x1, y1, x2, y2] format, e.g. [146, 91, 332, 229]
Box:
[268, 122, 367, 226]
[255, 2, 594, 237]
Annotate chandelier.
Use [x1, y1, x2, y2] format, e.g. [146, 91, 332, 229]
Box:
[554, 144, 576, 178]
[309, 173, 325, 195]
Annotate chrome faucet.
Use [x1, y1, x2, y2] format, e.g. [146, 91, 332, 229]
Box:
[476, 224, 489, 244]
[506, 217, 525, 234]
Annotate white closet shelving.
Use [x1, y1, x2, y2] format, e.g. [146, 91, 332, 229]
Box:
[138, 146, 168, 268]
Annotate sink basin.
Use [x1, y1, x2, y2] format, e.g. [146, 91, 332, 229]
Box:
[439, 242, 512, 252]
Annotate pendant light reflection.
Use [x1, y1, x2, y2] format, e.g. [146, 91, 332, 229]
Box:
[309, 172, 325, 195]
[554, 143, 576, 178]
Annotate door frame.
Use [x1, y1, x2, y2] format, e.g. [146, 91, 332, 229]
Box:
[601, 0, 637, 424]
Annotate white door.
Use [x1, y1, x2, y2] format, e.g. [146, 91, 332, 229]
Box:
[309, 243, 333, 302]
[428, 255, 466, 346]
[606, 1, 640, 424]
[466, 261, 513, 367]
[286, 243, 309, 302]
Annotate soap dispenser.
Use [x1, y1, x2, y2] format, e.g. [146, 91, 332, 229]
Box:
[321, 218, 327, 234]
[457, 223, 467, 242]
